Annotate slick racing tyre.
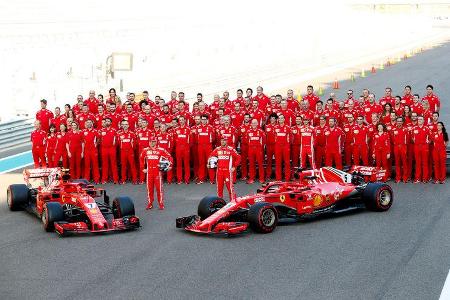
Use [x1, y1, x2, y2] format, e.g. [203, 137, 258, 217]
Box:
[42, 202, 65, 232]
[7, 184, 30, 211]
[197, 196, 226, 220]
[112, 197, 135, 218]
[362, 183, 393, 212]
[248, 202, 278, 233]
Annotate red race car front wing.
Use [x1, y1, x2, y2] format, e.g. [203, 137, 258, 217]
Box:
[176, 215, 248, 235]
[54, 216, 140, 236]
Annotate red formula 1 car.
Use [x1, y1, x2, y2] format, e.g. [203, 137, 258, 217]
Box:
[6, 168, 140, 236]
[176, 167, 393, 235]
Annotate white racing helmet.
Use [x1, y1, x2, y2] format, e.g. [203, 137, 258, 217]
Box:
[159, 157, 172, 172]
[207, 156, 218, 169]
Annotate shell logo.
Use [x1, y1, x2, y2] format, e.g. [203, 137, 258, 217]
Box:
[313, 194, 323, 206]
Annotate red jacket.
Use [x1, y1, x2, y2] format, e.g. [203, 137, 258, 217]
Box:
[411, 125, 430, 145]
[173, 126, 191, 147]
[196, 124, 215, 145]
[99, 127, 117, 148]
[209, 146, 241, 171]
[299, 125, 314, 148]
[391, 126, 409, 145]
[372, 132, 391, 155]
[82, 128, 98, 150]
[313, 125, 327, 147]
[140, 147, 173, 173]
[36, 109, 54, 132]
[247, 128, 265, 147]
[31, 130, 47, 149]
[291, 125, 302, 146]
[217, 125, 237, 147]
[136, 128, 152, 150]
[274, 124, 291, 145]
[265, 123, 277, 145]
[422, 93, 440, 112]
[66, 131, 83, 151]
[352, 124, 369, 146]
[324, 127, 344, 152]
[156, 132, 173, 151]
[117, 130, 136, 150]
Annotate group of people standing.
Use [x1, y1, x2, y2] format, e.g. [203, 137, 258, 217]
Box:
[31, 84, 448, 208]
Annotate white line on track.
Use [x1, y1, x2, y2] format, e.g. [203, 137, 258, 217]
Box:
[440, 270, 450, 300]
[0, 150, 31, 162]
[0, 163, 33, 175]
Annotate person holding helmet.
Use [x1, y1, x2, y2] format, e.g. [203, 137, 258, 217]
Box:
[140, 138, 173, 210]
[208, 137, 241, 201]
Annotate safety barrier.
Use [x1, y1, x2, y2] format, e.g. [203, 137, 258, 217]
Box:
[0, 118, 34, 151]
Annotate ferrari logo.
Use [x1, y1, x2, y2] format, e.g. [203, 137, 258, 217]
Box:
[313, 195, 323, 206]
[280, 195, 285, 202]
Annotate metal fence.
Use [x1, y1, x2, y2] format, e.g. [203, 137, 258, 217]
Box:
[0, 118, 34, 151]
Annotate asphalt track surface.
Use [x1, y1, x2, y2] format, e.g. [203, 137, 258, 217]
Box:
[1, 43, 450, 300]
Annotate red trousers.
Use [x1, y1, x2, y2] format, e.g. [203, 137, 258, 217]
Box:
[120, 148, 137, 182]
[216, 169, 234, 200]
[374, 150, 390, 181]
[291, 144, 300, 169]
[32, 147, 46, 168]
[176, 145, 190, 183]
[69, 147, 82, 179]
[265, 143, 275, 179]
[54, 149, 68, 168]
[146, 170, 164, 207]
[414, 144, 429, 181]
[191, 144, 198, 179]
[300, 146, 315, 169]
[432, 146, 446, 182]
[46, 148, 56, 168]
[325, 151, 342, 170]
[353, 144, 369, 166]
[275, 144, 290, 181]
[138, 147, 147, 183]
[394, 145, 408, 182]
[101, 147, 119, 183]
[84, 147, 100, 183]
[197, 144, 214, 182]
[406, 143, 414, 180]
[240, 144, 249, 178]
[315, 146, 325, 168]
[344, 143, 353, 166]
[248, 145, 264, 181]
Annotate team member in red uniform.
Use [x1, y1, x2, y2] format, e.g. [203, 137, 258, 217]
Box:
[341, 100, 359, 125]
[277, 100, 296, 126]
[299, 118, 315, 169]
[265, 96, 279, 116]
[117, 120, 138, 184]
[303, 85, 320, 111]
[422, 84, 440, 112]
[343, 90, 358, 109]
[99, 118, 119, 184]
[208, 137, 241, 200]
[431, 122, 448, 184]
[139, 105, 156, 130]
[406, 112, 418, 180]
[230, 102, 245, 128]
[372, 124, 391, 181]
[239, 115, 251, 180]
[274, 114, 291, 181]
[313, 116, 327, 167]
[380, 103, 393, 125]
[265, 113, 278, 179]
[105, 103, 122, 129]
[248, 99, 265, 127]
[36, 99, 54, 132]
[352, 116, 370, 166]
[121, 103, 138, 131]
[84, 90, 100, 114]
[72, 96, 84, 115]
[378, 87, 395, 107]
[401, 85, 413, 106]
[342, 115, 355, 166]
[82, 119, 100, 183]
[195, 115, 215, 184]
[313, 101, 326, 126]
[297, 101, 314, 124]
[141, 138, 173, 210]
[66, 122, 83, 179]
[324, 118, 344, 170]
[363, 94, 382, 124]
[410, 94, 424, 116]
[286, 89, 299, 112]
[155, 124, 174, 184]
[392, 117, 409, 183]
[233, 89, 246, 107]
[411, 116, 431, 183]
[30, 120, 47, 168]
[290, 116, 303, 169]
[392, 96, 405, 117]
[254, 86, 270, 109]
[174, 116, 191, 184]
[247, 119, 265, 183]
[45, 125, 57, 167]
[323, 98, 341, 126]
[136, 119, 151, 183]
[54, 123, 68, 168]
[50, 107, 67, 132]
[76, 104, 95, 130]
[216, 116, 237, 148]
[94, 105, 106, 128]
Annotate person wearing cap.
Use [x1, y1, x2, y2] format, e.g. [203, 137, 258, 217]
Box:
[140, 138, 173, 210]
[208, 137, 241, 200]
[36, 99, 54, 132]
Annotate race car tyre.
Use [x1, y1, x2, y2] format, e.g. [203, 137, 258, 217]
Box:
[112, 197, 135, 218]
[7, 184, 30, 211]
[197, 196, 226, 220]
[362, 183, 393, 212]
[72, 178, 90, 187]
[42, 202, 65, 232]
[248, 202, 278, 233]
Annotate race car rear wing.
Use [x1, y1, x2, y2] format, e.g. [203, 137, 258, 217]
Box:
[22, 168, 62, 187]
